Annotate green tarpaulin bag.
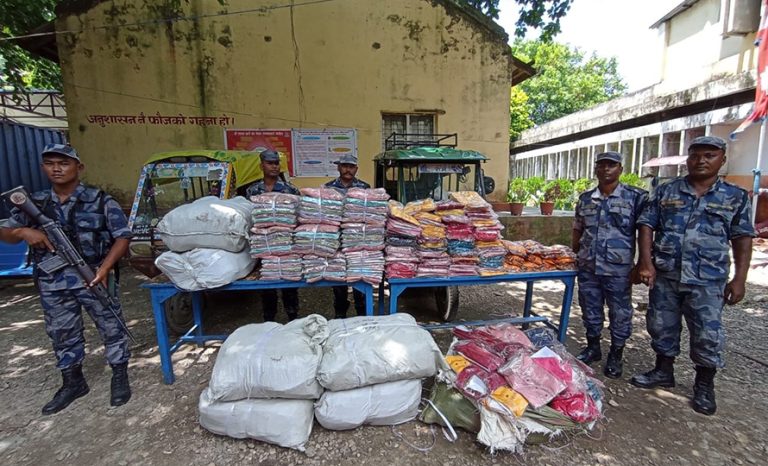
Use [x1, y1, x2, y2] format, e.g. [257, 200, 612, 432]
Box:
[419, 383, 481, 433]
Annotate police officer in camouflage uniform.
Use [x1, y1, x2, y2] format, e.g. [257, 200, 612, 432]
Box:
[632, 136, 754, 416]
[244, 150, 301, 321]
[324, 154, 370, 318]
[0, 144, 132, 415]
[572, 151, 648, 379]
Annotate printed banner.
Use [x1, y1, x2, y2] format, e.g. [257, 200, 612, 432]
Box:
[291, 128, 358, 177]
[224, 129, 294, 176]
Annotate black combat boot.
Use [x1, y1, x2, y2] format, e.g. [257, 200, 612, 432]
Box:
[42, 365, 90, 415]
[576, 336, 602, 365]
[603, 344, 624, 379]
[110, 363, 131, 407]
[630, 355, 676, 389]
[692, 366, 717, 416]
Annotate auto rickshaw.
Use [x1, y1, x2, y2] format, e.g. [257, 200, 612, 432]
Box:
[127, 150, 289, 332]
[374, 133, 495, 321]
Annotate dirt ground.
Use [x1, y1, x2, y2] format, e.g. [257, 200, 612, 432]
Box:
[1, 261, 767, 466]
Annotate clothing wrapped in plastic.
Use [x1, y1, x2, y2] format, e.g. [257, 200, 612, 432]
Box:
[302, 253, 347, 283]
[298, 188, 344, 225]
[250, 193, 300, 227]
[259, 255, 303, 281]
[448, 191, 490, 210]
[447, 239, 476, 256]
[413, 212, 443, 227]
[293, 224, 340, 257]
[403, 198, 436, 215]
[448, 264, 479, 276]
[342, 188, 390, 224]
[388, 201, 420, 226]
[340, 223, 385, 252]
[386, 218, 422, 238]
[249, 225, 295, 258]
[385, 262, 418, 279]
[345, 250, 385, 285]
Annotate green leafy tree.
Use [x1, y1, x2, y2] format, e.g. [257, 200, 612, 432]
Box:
[509, 39, 627, 138]
[509, 87, 534, 140]
[460, 0, 573, 40]
[0, 0, 61, 91]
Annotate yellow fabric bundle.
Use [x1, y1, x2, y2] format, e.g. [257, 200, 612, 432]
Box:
[446, 355, 472, 374]
[490, 386, 528, 417]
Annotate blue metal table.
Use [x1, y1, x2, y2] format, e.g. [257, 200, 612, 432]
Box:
[142, 279, 375, 384]
[382, 271, 577, 342]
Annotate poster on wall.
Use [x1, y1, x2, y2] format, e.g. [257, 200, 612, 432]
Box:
[224, 129, 294, 176]
[291, 128, 358, 177]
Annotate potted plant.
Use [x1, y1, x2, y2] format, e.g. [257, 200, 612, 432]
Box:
[551, 179, 575, 211]
[506, 178, 529, 215]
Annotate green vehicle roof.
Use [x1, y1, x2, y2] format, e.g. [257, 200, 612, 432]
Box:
[373, 147, 487, 162]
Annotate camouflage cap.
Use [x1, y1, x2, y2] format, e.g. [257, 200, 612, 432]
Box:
[42, 143, 80, 162]
[259, 149, 280, 162]
[689, 136, 726, 151]
[594, 151, 623, 164]
[334, 154, 358, 166]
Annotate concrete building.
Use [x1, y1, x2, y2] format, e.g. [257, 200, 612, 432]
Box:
[511, 0, 765, 192]
[23, 0, 533, 203]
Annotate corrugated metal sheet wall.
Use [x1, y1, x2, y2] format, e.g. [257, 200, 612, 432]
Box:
[1, 121, 65, 218]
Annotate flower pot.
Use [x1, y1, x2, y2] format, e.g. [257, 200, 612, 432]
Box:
[539, 202, 555, 216]
[509, 202, 525, 216]
[490, 202, 509, 213]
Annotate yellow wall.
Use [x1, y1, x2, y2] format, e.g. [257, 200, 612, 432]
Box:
[56, 0, 513, 203]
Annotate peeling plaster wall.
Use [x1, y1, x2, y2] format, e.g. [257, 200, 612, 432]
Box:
[56, 0, 513, 202]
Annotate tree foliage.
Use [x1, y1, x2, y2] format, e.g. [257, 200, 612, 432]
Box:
[0, 0, 61, 91]
[460, 0, 573, 41]
[510, 39, 627, 139]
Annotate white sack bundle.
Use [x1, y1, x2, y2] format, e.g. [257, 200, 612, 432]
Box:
[314, 379, 422, 430]
[317, 313, 442, 391]
[155, 248, 255, 291]
[208, 315, 329, 401]
[198, 388, 313, 451]
[157, 196, 253, 252]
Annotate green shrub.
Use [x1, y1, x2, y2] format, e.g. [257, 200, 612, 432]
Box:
[507, 178, 530, 203]
[620, 173, 646, 189]
[524, 176, 547, 203]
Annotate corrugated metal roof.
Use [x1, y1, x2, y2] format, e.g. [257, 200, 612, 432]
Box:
[650, 0, 701, 29]
[1, 121, 65, 218]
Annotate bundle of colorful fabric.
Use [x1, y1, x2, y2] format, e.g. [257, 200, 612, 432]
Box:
[384, 245, 419, 279]
[298, 187, 344, 226]
[293, 224, 341, 257]
[302, 253, 347, 283]
[346, 250, 385, 285]
[477, 240, 507, 275]
[502, 240, 576, 272]
[258, 255, 303, 281]
[250, 193, 300, 227]
[416, 250, 451, 277]
[340, 223, 386, 252]
[420, 325, 603, 454]
[250, 225, 294, 258]
[342, 188, 390, 224]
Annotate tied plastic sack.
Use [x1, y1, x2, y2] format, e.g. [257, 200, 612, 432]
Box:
[317, 313, 443, 391]
[208, 315, 329, 401]
[198, 388, 313, 451]
[155, 248, 255, 291]
[314, 379, 422, 430]
[157, 196, 253, 252]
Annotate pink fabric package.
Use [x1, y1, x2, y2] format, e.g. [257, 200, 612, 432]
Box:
[550, 392, 601, 423]
[498, 352, 566, 408]
[530, 347, 573, 385]
[453, 340, 505, 372]
[454, 365, 507, 401]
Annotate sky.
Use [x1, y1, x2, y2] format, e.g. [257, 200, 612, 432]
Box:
[497, 0, 676, 91]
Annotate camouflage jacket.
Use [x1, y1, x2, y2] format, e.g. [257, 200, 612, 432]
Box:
[245, 178, 300, 197]
[323, 177, 370, 195]
[4, 183, 132, 290]
[574, 183, 648, 275]
[637, 177, 755, 285]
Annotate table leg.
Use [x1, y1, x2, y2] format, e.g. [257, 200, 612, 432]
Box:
[522, 281, 534, 330]
[151, 290, 175, 385]
[558, 276, 576, 343]
[377, 281, 385, 316]
[388, 284, 405, 315]
[192, 291, 204, 344]
[353, 283, 374, 317]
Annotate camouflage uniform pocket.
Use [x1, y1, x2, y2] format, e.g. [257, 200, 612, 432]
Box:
[653, 244, 677, 272]
[696, 248, 728, 280]
[605, 238, 632, 264]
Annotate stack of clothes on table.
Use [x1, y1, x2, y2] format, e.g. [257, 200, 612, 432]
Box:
[249, 193, 299, 258]
[448, 192, 505, 277]
[341, 188, 389, 285]
[291, 188, 344, 282]
[420, 325, 603, 454]
[412, 203, 450, 278]
[502, 240, 576, 272]
[384, 201, 422, 279]
[436, 200, 479, 277]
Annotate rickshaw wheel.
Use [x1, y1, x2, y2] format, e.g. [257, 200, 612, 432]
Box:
[434, 286, 459, 322]
[164, 293, 194, 335]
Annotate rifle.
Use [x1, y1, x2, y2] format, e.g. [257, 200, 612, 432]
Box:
[1, 186, 136, 343]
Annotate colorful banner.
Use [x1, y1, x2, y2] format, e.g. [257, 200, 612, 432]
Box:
[731, 0, 768, 138]
[291, 128, 358, 177]
[224, 129, 294, 176]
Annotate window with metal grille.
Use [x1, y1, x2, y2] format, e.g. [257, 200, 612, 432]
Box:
[381, 113, 435, 149]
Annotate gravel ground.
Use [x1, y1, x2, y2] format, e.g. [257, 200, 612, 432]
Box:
[0, 262, 766, 466]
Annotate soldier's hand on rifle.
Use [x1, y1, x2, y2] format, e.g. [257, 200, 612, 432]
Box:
[18, 228, 55, 252]
[88, 267, 109, 288]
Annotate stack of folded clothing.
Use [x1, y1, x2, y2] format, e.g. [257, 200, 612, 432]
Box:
[259, 255, 303, 281]
[416, 250, 451, 278]
[342, 188, 389, 225]
[293, 224, 341, 257]
[302, 253, 347, 283]
[298, 188, 344, 226]
[385, 201, 423, 279]
[384, 245, 419, 279]
[249, 193, 300, 258]
[346, 250, 385, 285]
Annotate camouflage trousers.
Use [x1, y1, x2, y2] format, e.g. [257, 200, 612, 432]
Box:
[40, 286, 131, 369]
[577, 271, 633, 345]
[647, 275, 725, 368]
